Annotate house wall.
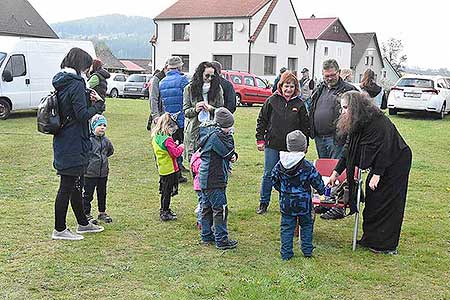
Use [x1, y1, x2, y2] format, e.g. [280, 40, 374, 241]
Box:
[154, 17, 250, 73]
[311, 39, 352, 81]
[352, 37, 384, 84]
[380, 58, 401, 89]
[153, 0, 309, 84]
[250, 0, 309, 82]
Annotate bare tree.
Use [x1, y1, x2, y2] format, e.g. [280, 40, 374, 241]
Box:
[382, 38, 407, 72]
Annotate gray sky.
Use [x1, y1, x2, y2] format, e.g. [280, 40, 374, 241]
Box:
[28, 0, 446, 70]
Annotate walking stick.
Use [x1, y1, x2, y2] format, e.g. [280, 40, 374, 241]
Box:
[352, 168, 363, 251]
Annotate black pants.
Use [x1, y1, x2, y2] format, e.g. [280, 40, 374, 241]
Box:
[83, 176, 108, 215]
[55, 175, 89, 231]
[159, 172, 179, 212]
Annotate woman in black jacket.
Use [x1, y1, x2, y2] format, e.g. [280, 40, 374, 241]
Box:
[51, 48, 106, 241]
[329, 91, 412, 254]
[255, 71, 310, 214]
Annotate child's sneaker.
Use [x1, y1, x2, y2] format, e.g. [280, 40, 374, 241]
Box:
[86, 214, 98, 225]
[216, 239, 238, 250]
[97, 213, 113, 223]
[52, 228, 84, 241]
[160, 211, 176, 221]
[76, 221, 104, 234]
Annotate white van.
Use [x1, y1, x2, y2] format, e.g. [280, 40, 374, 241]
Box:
[0, 37, 96, 119]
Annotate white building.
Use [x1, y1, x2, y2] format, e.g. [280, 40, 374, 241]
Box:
[152, 0, 309, 82]
[381, 57, 401, 89]
[299, 17, 353, 81]
[350, 32, 384, 84]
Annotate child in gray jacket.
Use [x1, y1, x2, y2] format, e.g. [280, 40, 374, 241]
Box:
[83, 114, 114, 224]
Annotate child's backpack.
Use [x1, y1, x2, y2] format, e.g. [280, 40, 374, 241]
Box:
[37, 91, 66, 135]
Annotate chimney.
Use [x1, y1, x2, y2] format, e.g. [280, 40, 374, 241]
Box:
[310, 14, 316, 18]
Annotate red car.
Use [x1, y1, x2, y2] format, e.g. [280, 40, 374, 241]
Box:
[222, 70, 273, 106]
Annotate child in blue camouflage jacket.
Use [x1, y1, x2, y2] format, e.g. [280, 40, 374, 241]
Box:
[272, 130, 325, 259]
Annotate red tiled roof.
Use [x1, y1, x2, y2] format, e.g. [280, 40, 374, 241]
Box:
[298, 17, 338, 40]
[120, 60, 146, 72]
[155, 0, 272, 20]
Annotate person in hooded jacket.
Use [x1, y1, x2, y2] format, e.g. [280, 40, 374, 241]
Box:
[51, 47, 106, 241]
[272, 130, 325, 259]
[88, 59, 111, 100]
[255, 71, 310, 215]
[360, 68, 383, 108]
[198, 108, 238, 250]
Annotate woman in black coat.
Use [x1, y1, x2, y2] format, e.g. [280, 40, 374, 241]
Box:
[255, 71, 310, 214]
[51, 48, 106, 241]
[328, 91, 412, 254]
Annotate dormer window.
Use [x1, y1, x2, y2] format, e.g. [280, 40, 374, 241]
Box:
[333, 25, 339, 33]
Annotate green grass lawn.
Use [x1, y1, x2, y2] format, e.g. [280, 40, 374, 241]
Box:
[0, 99, 449, 300]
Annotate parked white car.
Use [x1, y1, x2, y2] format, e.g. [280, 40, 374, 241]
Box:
[388, 75, 450, 119]
[106, 73, 127, 98]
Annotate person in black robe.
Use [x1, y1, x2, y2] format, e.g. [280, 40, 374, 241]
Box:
[328, 91, 412, 254]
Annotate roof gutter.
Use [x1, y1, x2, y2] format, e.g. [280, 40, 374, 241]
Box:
[248, 18, 252, 73]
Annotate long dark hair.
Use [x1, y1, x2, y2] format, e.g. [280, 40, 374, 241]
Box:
[190, 61, 220, 102]
[60, 47, 93, 75]
[360, 68, 375, 88]
[337, 91, 384, 135]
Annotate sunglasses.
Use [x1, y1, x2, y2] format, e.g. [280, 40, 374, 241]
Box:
[205, 73, 215, 79]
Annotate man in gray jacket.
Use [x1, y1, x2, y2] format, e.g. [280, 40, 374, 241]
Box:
[147, 65, 167, 130]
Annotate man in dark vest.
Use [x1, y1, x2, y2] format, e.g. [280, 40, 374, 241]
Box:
[211, 61, 236, 113]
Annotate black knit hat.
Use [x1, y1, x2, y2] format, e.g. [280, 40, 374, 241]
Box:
[214, 107, 234, 128]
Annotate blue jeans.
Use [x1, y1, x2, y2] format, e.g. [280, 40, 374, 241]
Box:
[314, 135, 344, 159]
[260, 147, 280, 205]
[201, 188, 228, 244]
[280, 212, 314, 259]
[195, 191, 202, 224]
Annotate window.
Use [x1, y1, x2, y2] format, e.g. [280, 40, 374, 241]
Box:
[264, 56, 276, 75]
[4, 55, 26, 77]
[397, 78, 433, 88]
[0, 52, 6, 68]
[269, 24, 277, 43]
[213, 55, 232, 70]
[127, 74, 147, 82]
[255, 77, 267, 89]
[288, 57, 298, 75]
[172, 54, 189, 73]
[230, 75, 242, 84]
[365, 56, 370, 65]
[333, 25, 340, 33]
[173, 23, 190, 41]
[244, 76, 255, 86]
[337, 47, 342, 57]
[324, 47, 329, 56]
[214, 23, 233, 41]
[288, 27, 296, 45]
[383, 71, 387, 78]
[114, 75, 126, 82]
[370, 56, 374, 66]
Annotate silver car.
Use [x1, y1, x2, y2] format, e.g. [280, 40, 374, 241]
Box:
[123, 74, 152, 99]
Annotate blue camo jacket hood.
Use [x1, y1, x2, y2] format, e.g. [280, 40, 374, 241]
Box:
[272, 158, 325, 216]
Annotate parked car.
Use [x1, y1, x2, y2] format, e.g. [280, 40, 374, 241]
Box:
[106, 73, 127, 98]
[221, 70, 272, 106]
[387, 75, 450, 119]
[123, 74, 152, 99]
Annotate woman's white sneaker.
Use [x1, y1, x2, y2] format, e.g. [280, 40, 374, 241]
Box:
[76, 221, 104, 234]
[52, 228, 84, 240]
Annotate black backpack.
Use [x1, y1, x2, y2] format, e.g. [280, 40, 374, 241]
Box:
[37, 91, 67, 135]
